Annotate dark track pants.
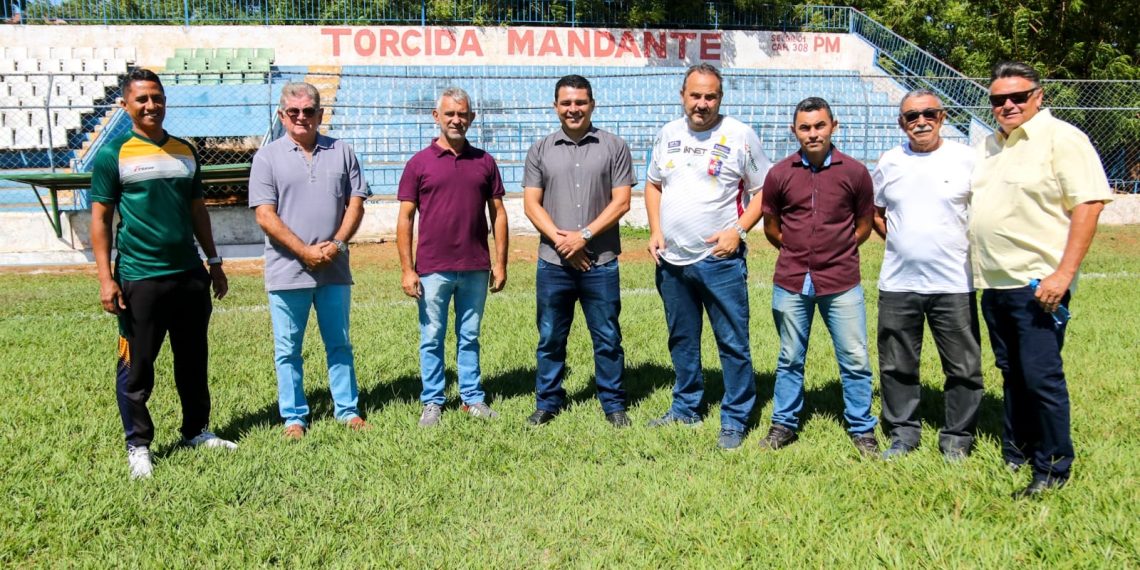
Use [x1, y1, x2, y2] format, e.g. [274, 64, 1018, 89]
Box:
[115, 267, 212, 449]
[981, 286, 1073, 480]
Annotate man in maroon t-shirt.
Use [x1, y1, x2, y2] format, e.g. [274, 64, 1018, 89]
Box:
[397, 87, 509, 427]
[758, 97, 879, 457]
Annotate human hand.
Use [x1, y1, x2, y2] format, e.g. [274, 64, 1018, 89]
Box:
[209, 264, 228, 299]
[490, 264, 507, 292]
[647, 232, 666, 265]
[565, 250, 592, 271]
[401, 269, 422, 298]
[705, 228, 741, 258]
[1034, 271, 1072, 313]
[99, 278, 126, 314]
[554, 229, 587, 259]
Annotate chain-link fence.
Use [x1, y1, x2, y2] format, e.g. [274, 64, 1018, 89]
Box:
[2, 68, 1138, 212]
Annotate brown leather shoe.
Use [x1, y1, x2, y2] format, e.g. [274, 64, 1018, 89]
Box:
[283, 424, 305, 440]
[346, 416, 371, 431]
[757, 424, 798, 450]
[851, 432, 880, 458]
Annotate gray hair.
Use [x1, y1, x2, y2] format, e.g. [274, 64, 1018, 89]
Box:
[991, 61, 1041, 87]
[899, 88, 942, 111]
[681, 63, 723, 94]
[436, 87, 472, 111]
[279, 82, 321, 109]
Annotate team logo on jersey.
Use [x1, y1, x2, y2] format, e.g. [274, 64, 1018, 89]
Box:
[708, 157, 723, 177]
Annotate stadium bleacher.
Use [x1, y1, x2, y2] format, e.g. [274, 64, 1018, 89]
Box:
[326, 65, 957, 193]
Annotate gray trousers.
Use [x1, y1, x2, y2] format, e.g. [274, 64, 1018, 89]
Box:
[877, 291, 984, 452]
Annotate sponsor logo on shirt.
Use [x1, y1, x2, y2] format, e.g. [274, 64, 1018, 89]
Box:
[668, 140, 681, 148]
[684, 146, 707, 156]
[745, 144, 759, 172]
[712, 143, 731, 158]
[708, 157, 723, 177]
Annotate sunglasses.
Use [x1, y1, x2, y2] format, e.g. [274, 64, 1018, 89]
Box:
[901, 108, 943, 123]
[989, 88, 1038, 107]
[283, 106, 319, 119]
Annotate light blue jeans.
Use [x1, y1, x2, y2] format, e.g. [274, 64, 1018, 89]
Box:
[418, 271, 489, 406]
[268, 284, 360, 427]
[770, 275, 876, 434]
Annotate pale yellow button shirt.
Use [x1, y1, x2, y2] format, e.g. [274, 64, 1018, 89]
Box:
[969, 109, 1114, 290]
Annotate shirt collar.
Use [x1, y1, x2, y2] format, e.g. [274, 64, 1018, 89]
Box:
[997, 108, 1052, 142]
[554, 125, 599, 145]
[431, 138, 472, 157]
[288, 133, 332, 152]
[796, 146, 838, 171]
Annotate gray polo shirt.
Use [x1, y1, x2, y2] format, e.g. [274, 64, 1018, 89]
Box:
[523, 125, 635, 266]
[248, 134, 371, 291]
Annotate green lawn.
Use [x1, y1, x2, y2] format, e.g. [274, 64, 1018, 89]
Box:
[2, 227, 1138, 566]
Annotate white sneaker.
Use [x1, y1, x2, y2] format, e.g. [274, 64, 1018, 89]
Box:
[182, 430, 238, 450]
[127, 446, 153, 480]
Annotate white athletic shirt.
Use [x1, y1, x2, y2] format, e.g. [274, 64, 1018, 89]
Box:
[647, 116, 771, 265]
[873, 140, 976, 293]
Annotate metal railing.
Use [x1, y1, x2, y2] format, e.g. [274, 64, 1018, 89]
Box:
[19, 0, 851, 29]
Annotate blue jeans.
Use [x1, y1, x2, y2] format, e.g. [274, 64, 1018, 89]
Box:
[770, 278, 876, 434]
[535, 258, 625, 414]
[418, 271, 489, 406]
[981, 286, 1073, 480]
[268, 284, 360, 427]
[655, 252, 755, 432]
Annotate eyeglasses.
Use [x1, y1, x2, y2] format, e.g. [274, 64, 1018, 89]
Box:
[901, 108, 943, 123]
[283, 107, 318, 119]
[989, 88, 1038, 108]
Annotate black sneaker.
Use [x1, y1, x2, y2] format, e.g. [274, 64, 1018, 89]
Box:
[881, 439, 917, 461]
[1012, 474, 1067, 499]
[851, 432, 880, 458]
[717, 428, 746, 450]
[757, 424, 797, 450]
[604, 410, 631, 428]
[526, 409, 558, 426]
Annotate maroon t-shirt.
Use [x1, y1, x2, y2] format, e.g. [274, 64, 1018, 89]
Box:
[760, 148, 874, 296]
[398, 140, 505, 275]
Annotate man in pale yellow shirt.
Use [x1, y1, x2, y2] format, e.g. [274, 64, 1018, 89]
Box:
[970, 61, 1114, 499]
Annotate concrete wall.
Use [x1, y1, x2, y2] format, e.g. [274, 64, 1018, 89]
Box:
[2, 194, 1135, 266]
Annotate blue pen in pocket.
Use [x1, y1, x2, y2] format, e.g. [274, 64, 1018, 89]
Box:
[1029, 279, 1071, 328]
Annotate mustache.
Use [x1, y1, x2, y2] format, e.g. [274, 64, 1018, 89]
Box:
[911, 125, 934, 134]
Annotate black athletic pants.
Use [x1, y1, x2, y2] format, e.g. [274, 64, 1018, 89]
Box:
[115, 266, 212, 449]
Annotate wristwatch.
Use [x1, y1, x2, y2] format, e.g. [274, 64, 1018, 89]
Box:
[581, 228, 593, 241]
[332, 239, 348, 255]
[732, 223, 747, 240]
[206, 256, 223, 266]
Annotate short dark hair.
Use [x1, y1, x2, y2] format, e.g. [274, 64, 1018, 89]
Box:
[121, 68, 164, 95]
[681, 63, 722, 94]
[793, 96, 834, 122]
[554, 74, 593, 101]
[990, 61, 1040, 87]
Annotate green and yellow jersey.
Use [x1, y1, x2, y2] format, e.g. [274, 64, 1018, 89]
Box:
[90, 131, 205, 281]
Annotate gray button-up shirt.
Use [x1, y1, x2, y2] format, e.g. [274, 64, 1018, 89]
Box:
[248, 134, 370, 291]
[523, 126, 635, 266]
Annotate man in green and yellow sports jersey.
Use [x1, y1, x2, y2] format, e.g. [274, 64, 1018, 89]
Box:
[90, 68, 236, 481]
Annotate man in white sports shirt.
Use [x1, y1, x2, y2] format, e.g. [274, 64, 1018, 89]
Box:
[872, 89, 984, 462]
[644, 63, 772, 450]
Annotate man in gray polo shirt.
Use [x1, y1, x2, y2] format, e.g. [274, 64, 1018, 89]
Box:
[522, 74, 635, 427]
[248, 82, 371, 440]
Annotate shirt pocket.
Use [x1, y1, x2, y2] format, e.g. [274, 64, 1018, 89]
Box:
[325, 170, 347, 200]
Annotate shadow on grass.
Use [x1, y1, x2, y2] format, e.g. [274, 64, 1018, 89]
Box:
[795, 377, 1003, 442]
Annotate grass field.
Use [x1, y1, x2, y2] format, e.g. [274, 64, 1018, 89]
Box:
[2, 227, 1138, 567]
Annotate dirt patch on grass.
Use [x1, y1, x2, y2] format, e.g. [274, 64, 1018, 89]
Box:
[2, 235, 659, 276]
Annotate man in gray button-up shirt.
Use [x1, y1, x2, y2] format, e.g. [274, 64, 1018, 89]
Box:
[522, 74, 635, 428]
[248, 82, 371, 440]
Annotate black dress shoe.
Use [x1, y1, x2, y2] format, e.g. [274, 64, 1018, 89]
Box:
[1012, 475, 1068, 499]
[605, 410, 631, 428]
[526, 409, 558, 426]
